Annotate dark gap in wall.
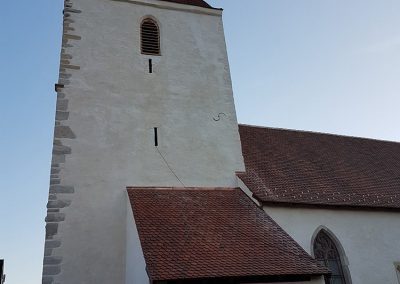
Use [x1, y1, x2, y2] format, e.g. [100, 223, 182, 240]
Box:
[149, 59, 153, 73]
[154, 127, 158, 147]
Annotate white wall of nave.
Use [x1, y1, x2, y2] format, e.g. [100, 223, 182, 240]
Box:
[264, 206, 400, 284]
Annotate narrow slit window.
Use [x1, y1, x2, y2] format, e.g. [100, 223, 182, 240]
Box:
[149, 59, 153, 73]
[154, 127, 158, 147]
[141, 19, 160, 55]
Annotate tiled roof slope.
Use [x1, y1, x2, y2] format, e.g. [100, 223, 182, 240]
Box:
[159, 0, 214, 9]
[127, 187, 328, 282]
[238, 124, 400, 210]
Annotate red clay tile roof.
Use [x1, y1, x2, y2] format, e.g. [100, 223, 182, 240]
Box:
[238, 124, 400, 210]
[159, 0, 214, 9]
[127, 187, 328, 282]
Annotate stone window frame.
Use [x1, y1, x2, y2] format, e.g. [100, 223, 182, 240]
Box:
[140, 16, 161, 56]
[311, 226, 352, 284]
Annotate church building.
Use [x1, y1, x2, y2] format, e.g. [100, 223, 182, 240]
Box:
[42, 0, 400, 283]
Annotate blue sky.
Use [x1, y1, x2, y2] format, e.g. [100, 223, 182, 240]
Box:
[1, 0, 399, 283]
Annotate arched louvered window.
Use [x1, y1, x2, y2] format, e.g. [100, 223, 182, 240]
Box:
[141, 18, 160, 55]
[313, 229, 350, 284]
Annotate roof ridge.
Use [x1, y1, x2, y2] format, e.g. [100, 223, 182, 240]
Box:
[239, 123, 400, 145]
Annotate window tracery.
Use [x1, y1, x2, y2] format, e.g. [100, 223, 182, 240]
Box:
[314, 230, 347, 284]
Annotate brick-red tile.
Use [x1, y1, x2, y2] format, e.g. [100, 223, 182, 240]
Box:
[127, 187, 328, 281]
[238, 125, 400, 210]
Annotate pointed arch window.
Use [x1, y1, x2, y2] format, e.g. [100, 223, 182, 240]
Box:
[313, 230, 349, 284]
[141, 18, 160, 55]
[395, 263, 400, 283]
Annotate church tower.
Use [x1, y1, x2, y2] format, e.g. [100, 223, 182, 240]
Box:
[43, 0, 245, 283]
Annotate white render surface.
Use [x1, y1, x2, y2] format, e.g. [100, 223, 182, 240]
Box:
[264, 206, 400, 284]
[54, 0, 244, 283]
[125, 195, 149, 284]
[66, 0, 243, 188]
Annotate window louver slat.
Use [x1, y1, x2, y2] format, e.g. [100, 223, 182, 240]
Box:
[142, 33, 157, 36]
[141, 19, 160, 55]
[141, 36, 159, 40]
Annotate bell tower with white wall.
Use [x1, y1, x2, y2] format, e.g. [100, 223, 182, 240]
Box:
[43, 0, 244, 283]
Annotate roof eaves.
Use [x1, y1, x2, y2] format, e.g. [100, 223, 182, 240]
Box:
[261, 200, 400, 212]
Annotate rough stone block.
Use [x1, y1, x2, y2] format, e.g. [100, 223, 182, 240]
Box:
[44, 256, 62, 265]
[47, 209, 60, 213]
[50, 179, 61, 185]
[53, 145, 72, 155]
[60, 64, 80, 70]
[58, 79, 70, 86]
[51, 168, 60, 175]
[50, 185, 74, 194]
[64, 34, 81, 41]
[54, 126, 76, 139]
[57, 92, 66, 99]
[61, 54, 72, 60]
[45, 240, 62, 249]
[61, 43, 73, 48]
[47, 199, 71, 209]
[49, 194, 57, 200]
[42, 276, 54, 284]
[55, 111, 69, 121]
[43, 265, 61, 276]
[60, 59, 70, 65]
[44, 248, 53, 256]
[52, 154, 65, 164]
[46, 213, 66, 222]
[59, 73, 72, 79]
[46, 223, 59, 238]
[56, 99, 68, 111]
[63, 18, 74, 24]
[64, 8, 82, 13]
[65, 26, 75, 32]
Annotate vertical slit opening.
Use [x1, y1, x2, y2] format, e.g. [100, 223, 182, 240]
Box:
[154, 127, 158, 147]
[149, 59, 153, 73]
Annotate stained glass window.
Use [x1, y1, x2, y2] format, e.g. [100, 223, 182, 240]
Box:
[313, 230, 347, 284]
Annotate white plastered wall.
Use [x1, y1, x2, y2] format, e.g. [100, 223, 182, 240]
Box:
[126, 195, 149, 284]
[54, 0, 244, 283]
[263, 206, 400, 284]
